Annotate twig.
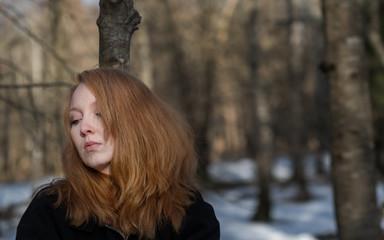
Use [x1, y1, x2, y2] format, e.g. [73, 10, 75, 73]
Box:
[0, 4, 74, 75]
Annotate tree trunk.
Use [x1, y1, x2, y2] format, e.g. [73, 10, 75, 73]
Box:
[134, 2, 154, 88]
[248, 0, 289, 221]
[368, 0, 384, 68]
[0, 84, 10, 181]
[368, 0, 384, 176]
[29, 40, 44, 181]
[163, 0, 217, 181]
[97, 0, 141, 71]
[322, 0, 382, 239]
[287, 0, 311, 201]
[47, 0, 67, 174]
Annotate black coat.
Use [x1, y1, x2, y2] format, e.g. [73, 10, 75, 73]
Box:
[16, 190, 220, 240]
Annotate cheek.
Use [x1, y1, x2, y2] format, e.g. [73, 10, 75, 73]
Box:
[97, 122, 106, 136]
[105, 138, 115, 160]
[70, 129, 81, 150]
[106, 139, 115, 153]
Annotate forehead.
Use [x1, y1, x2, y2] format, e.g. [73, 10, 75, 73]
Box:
[70, 83, 96, 107]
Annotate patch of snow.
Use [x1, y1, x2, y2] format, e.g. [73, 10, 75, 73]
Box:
[208, 158, 256, 183]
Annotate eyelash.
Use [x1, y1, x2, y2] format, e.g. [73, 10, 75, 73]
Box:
[70, 112, 101, 126]
[70, 119, 80, 126]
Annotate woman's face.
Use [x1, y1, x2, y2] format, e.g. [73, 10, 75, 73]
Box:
[69, 83, 114, 174]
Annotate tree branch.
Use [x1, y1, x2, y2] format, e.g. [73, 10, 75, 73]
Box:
[367, 0, 384, 68]
[0, 95, 53, 122]
[0, 82, 71, 89]
[0, 3, 74, 75]
[0, 58, 71, 88]
[368, 31, 384, 67]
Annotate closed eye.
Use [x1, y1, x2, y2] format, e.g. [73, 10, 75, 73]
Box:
[70, 119, 80, 126]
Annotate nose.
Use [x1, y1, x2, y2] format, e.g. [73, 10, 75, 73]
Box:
[80, 116, 95, 136]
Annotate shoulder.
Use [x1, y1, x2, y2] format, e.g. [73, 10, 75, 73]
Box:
[185, 191, 218, 221]
[181, 191, 220, 239]
[31, 186, 58, 205]
[22, 185, 66, 219]
[157, 191, 220, 240]
[21, 186, 61, 216]
[16, 186, 67, 240]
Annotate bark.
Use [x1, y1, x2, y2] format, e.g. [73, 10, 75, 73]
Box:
[322, 0, 382, 239]
[97, 0, 141, 71]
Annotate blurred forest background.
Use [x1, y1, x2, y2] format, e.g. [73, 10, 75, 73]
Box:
[0, 0, 327, 180]
[1, 0, 384, 233]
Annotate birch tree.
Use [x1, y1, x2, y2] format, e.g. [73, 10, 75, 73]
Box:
[322, 0, 382, 239]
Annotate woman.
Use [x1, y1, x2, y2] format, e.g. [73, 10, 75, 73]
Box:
[16, 68, 220, 240]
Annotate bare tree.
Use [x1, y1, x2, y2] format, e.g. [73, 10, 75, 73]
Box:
[248, 0, 290, 221]
[0, 77, 11, 181]
[367, 0, 384, 176]
[322, 0, 382, 239]
[196, 0, 244, 179]
[286, 0, 314, 201]
[132, 1, 154, 88]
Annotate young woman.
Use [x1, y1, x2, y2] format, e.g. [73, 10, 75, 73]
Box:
[16, 68, 220, 240]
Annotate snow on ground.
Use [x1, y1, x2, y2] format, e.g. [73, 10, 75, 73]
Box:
[0, 178, 54, 240]
[1, 154, 379, 240]
[205, 156, 336, 240]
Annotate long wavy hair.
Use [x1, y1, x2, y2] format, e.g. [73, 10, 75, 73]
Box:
[49, 68, 198, 239]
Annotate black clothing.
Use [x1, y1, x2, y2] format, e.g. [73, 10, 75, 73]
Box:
[16, 189, 220, 240]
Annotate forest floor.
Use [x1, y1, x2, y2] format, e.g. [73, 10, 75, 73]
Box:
[204, 157, 338, 240]
[1, 155, 383, 240]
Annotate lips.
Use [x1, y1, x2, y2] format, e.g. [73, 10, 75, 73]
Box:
[84, 141, 100, 152]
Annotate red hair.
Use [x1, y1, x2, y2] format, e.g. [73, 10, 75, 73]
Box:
[50, 68, 198, 239]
